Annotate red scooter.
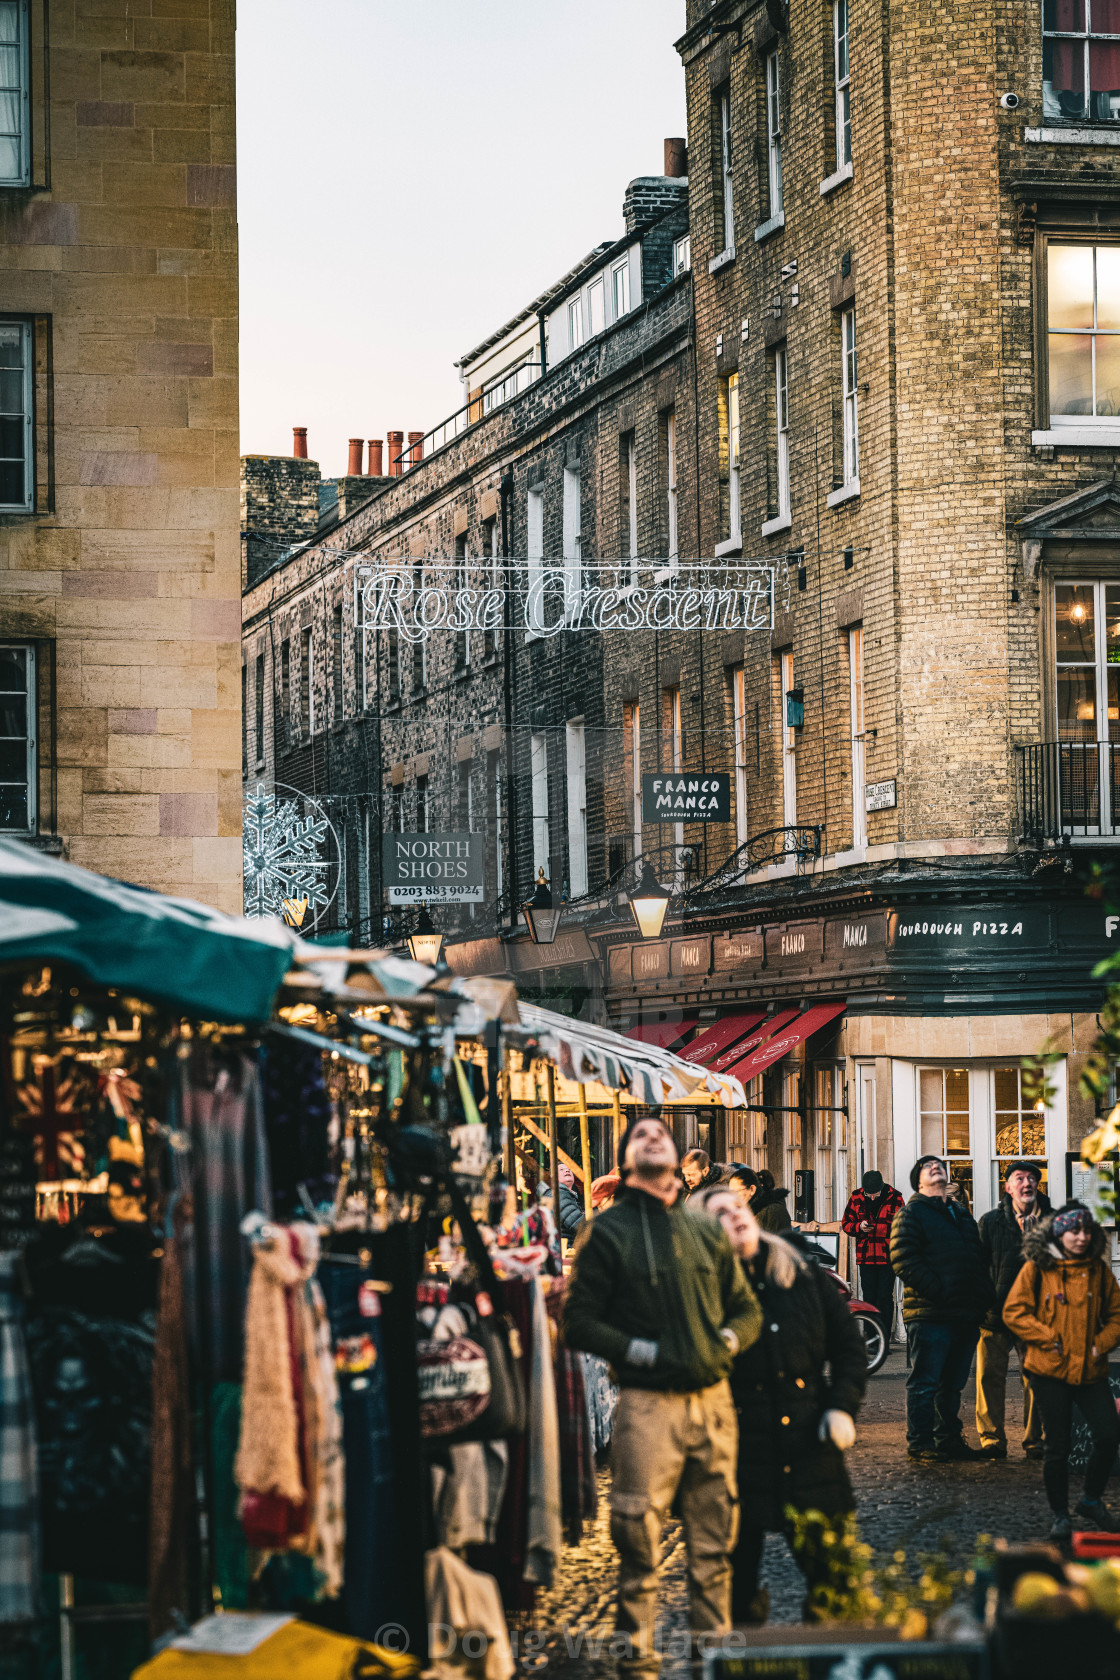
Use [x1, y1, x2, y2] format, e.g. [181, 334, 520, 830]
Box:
[824, 1266, 889, 1374]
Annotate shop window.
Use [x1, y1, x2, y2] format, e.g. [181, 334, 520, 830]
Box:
[992, 1064, 1049, 1200]
[785, 1067, 802, 1190]
[1047, 242, 1120, 424]
[1043, 0, 1120, 122]
[814, 1065, 848, 1221]
[918, 1066, 973, 1205]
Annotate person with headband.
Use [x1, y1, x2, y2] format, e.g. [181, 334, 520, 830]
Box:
[1003, 1200, 1120, 1541]
[563, 1116, 761, 1675]
[693, 1182, 866, 1625]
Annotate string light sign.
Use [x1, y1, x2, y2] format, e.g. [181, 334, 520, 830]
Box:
[243, 782, 340, 927]
[352, 559, 781, 643]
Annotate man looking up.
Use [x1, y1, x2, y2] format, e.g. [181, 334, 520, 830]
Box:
[890, 1154, 995, 1463]
[564, 1117, 761, 1675]
[976, 1161, 1050, 1459]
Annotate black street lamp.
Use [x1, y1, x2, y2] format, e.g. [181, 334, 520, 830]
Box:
[627, 862, 672, 940]
[407, 903, 445, 966]
[523, 868, 562, 945]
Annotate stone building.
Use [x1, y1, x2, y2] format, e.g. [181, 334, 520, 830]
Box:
[240, 153, 693, 1013]
[0, 0, 241, 911]
[583, 0, 1120, 1225]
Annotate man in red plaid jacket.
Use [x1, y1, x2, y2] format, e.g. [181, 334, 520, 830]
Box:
[842, 1171, 905, 1340]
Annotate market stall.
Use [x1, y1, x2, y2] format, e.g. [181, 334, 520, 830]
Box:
[0, 842, 652, 1678]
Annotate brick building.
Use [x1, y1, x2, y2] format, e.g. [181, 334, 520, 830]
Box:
[240, 154, 693, 1013]
[584, 0, 1120, 1226]
[242, 1, 1120, 1221]
[0, 0, 242, 912]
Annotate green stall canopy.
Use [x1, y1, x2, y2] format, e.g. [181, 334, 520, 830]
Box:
[0, 838, 295, 1023]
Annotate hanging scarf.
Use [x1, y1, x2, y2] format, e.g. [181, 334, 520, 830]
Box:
[235, 1230, 316, 1546]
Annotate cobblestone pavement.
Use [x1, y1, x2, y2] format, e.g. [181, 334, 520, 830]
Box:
[524, 1343, 1064, 1677]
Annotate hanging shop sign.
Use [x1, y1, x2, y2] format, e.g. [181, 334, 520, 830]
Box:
[354, 559, 779, 641]
[382, 832, 485, 904]
[865, 778, 897, 811]
[642, 773, 732, 823]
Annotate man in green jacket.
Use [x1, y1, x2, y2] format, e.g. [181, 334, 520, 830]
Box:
[564, 1116, 762, 1673]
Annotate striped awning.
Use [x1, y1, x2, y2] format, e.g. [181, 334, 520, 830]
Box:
[723, 1002, 846, 1084]
[518, 1003, 747, 1108]
[624, 1017, 697, 1050]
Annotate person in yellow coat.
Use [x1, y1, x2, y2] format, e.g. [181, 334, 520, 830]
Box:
[1003, 1201, 1120, 1543]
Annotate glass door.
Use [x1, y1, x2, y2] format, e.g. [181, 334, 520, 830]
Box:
[918, 1066, 973, 1209]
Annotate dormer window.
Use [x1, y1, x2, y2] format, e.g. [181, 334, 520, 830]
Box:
[1043, 0, 1120, 122]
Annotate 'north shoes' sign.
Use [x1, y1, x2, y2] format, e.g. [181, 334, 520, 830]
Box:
[383, 833, 484, 903]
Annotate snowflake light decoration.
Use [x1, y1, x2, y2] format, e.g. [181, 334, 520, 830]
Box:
[243, 782, 337, 920]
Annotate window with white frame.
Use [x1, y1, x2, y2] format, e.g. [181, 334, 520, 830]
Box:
[565, 717, 588, 898]
[717, 89, 735, 254]
[665, 409, 679, 563]
[663, 684, 684, 879]
[623, 699, 642, 859]
[834, 0, 851, 167]
[568, 298, 584, 353]
[621, 430, 638, 581]
[562, 464, 581, 623]
[0, 2, 29, 189]
[814, 1064, 848, 1221]
[918, 1066, 973, 1205]
[774, 347, 790, 520]
[527, 485, 544, 605]
[530, 732, 550, 878]
[841, 307, 859, 484]
[766, 51, 783, 217]
[1047, 242, 1120, 423]
[732, 665, 749, 845]
[992, 1064, 1049, 1200]
[785, 1069, 803, 1188]
[1054, 581, 1120, 744]
[849, 625, 866, 848]
[416, 774, 429, 834]
[588, 276, 606, 337]
[674, 234, 692, 275]
[1043, 0, 1120, 122]
[781, 649, 797, 830]
[300, 627, 314, 737]
[0, 319, 32, 511]
[612, 259, 631, 320]
[0, 642, 35, 833]
[722, 371, 741, 544]
[390, 783, 404, 833]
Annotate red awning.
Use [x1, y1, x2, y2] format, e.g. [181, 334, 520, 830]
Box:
[707, 1007, 801, 1076]
[680, 1010, 766, 1066]
[724, 1002, 846, 1085]
[624, 1017, 696, 1050]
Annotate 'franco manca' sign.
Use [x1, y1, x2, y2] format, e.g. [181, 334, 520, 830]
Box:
[382, 833, 484, 904]
[642, 773, 732, 823]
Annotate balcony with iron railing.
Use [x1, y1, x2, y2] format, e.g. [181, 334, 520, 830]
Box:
[1019, 741, 1120, 843]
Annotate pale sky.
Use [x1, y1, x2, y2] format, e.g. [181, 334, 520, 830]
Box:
[236, 0, 688, 478]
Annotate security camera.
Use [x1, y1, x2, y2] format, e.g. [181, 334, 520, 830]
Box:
[1000, 92, 1020, 110]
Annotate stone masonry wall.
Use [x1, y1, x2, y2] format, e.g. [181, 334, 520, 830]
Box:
[0, 0, 241, 912]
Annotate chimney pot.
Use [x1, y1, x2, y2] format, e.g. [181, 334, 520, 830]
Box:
[664, 137, 688, 178]
[368, 439, 383, 476]
[293, 426, 308, 459]
[387, 430, 404, 477]
[407, 430, 424, 471]
[347, 437, 364, 477]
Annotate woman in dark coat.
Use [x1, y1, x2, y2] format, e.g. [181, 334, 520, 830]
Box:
[694, 1185, 867, 1623]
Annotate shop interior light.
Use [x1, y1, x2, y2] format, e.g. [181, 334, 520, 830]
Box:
[627, 862, 672, 941]
[523, 868, 562, 945]
[407, 904, 444, 966]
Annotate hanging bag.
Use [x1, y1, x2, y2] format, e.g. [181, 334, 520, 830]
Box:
[441, 1176, 527, 1442]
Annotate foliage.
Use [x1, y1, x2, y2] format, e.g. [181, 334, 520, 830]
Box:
[783, 1508, 994, 1633]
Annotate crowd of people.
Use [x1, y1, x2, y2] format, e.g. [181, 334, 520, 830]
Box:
[556, 1120, 1120, 1669]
